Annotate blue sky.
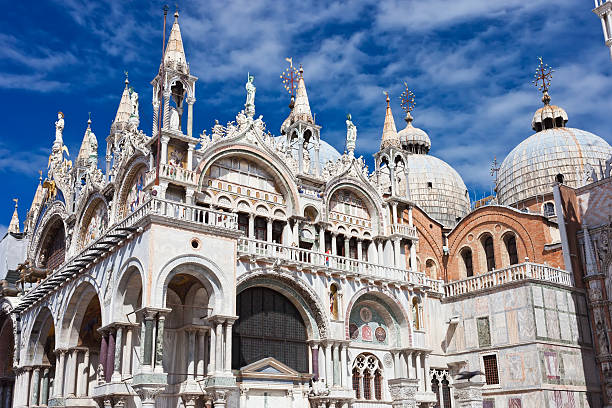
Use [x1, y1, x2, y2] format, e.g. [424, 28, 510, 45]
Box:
[1, 0, 611, 235]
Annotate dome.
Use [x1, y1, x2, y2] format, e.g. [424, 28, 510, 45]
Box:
[497, 127, 612, 206]
[400, 154, 471, 227]
[398, 113, 431, 153]
[532, 104, 568, 132]
[274, 136, 341, 170]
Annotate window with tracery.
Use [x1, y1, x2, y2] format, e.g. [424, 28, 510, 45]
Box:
[431, 369, 453, 408]
[352, 354, 384, 401]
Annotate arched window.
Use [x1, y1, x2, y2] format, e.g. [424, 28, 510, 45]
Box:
[482, 235, 495, 271]
[363, 369, 372, 400]
[543, 202, 555, 217]
[504, 234, 519, 265]
[233, 287, 308, 372]
[353, 354, 384, 401]
[352, 367, 361, 398]
[426, 259, 437, 278]
[39, 218, 66, 270]
[461, 248, 474, 277]
[374, 369, 383, 400]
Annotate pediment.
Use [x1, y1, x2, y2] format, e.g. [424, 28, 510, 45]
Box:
[239, 357, 303, 381]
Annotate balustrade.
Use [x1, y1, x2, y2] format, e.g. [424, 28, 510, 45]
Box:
[444, 261, 573, 297]
[386, 224, 418, 239]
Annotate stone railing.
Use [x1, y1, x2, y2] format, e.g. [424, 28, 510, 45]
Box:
[160, 163, 196, 184]
[386, 224, 418, 239]
[237, 238, 443, 291]
[443, 262, 573, 297]
[15, 198, 237, 312]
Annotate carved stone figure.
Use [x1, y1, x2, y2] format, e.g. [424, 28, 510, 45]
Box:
[169, 107, 180, 131]
[346, 113, 357, 155]
[245, 74, 256, 115]
[130, 89, 139, 118]
[55, 111, 64, 144]
[212, 120, 224, 141]
[199, 130, 210, 151]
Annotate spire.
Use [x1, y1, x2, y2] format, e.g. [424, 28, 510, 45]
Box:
[292, 66, 313, 123]
[163, 10, 189, 74]
[8, 199, 19, 234]
[531, 58, 568, 132]
[113, 75, 132, 129]
[25, 172, 44, 233]
[380, 92, 400, 149]
[76, 116, 94, 167]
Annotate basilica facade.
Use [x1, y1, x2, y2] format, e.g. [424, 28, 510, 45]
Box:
[1, 10, 612, 408]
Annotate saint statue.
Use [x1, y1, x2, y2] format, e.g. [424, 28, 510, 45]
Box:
[130, 89, 139, 118]
[55, 111, 65, 144]
[346, 113, 357, 155]
[245, 73, 256, 115]
[169, 107, 180, 131]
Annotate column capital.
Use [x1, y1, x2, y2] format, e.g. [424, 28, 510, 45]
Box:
[188, 142, 196, 150]
[160, 135, 171, 144]
[209, 314, 239, 325]
[135, 307, 172, 321]
[186, 97, 196, 105]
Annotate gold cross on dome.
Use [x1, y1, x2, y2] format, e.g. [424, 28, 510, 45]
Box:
[399, 82, 416, 114]
[533, 57, 553, 94]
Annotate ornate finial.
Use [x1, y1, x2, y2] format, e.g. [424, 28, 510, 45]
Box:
[88, 112, 92, 127]
[533, 57, 554, 106]
[38, 170, 43, 181]
[174, 3, 179, 18]
[13, 198, 18, 209]
[490, 156, 500, 187]
[163, 4, 169, 15]
[384, 91, 390, 105]
[280, 58, 300, 97]
[400, 82, 416, 123]
[124, 70, 129, 86]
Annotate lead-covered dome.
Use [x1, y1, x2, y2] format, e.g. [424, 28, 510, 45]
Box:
[401, 154, 470, 227]
[497, 127, 612, 205]
[398, 112, 431, 153]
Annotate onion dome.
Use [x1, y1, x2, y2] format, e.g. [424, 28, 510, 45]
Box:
[398, 111, 431, 153]
[531, 91, 568, 132]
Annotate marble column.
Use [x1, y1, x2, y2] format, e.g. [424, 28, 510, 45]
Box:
[392, 202, 398, 224]
[266, 217, 273, 243]
[406, 352, 414, 379]
[424, 354, 431, 392]
[215, 322, 223, 373]
[188, 329, 196, 379]
[187, 142, 195, 170]
[187, 98, 195, 138]
[100, 334, 108, 381]
[314, 143, 321, 176]
[122, 327, 133, 378]
[66, 349, 77, 396]
[332, 343, 340, 386]
[344, 237, 350, 258]
[225, 321, 233, 374]
[357, 239, 363, 261]
[377, 241, 384, 264]
[106, 330, 116, 383]
[160, 135, 170, 165]
[197, 329, 206, 379]
[415, 353, 422, 391]
[113, 326, 123, 381]
[163, 92, 171, 129]
[311, 344, 319, 380]
[393, 238, 401, 268]
[152, 101, 160, 137]
[318, 344, 326, 383]
[143, 314, 155, 368]
[55, 350, 66, 397]
[340, 344, 348, 387]
[155, 315, 166, 372]
[81, 350, 90, 396]
[408, 206, 413, 226]
[393, 352, 401, 378]
[325, 343, 333, 387]
[331, 234, 337, 256]
[41, 367, 50, 404]
[30, 367, 40, 406]
[319, 228, 326, 255]
[209, 324, 216, 374]
[248, 213, 255, 239]
[410, 241, 417, 272]
[298, 136, 304, 174]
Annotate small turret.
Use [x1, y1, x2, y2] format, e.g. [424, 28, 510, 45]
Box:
[380, 93, 400, 149]
[7, 199, 20, 234]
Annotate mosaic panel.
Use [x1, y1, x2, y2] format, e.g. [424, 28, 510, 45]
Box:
[477, 316, 491, 347]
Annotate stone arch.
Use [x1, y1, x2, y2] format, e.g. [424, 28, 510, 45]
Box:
[155, 254, 226, 315]
[114, 156, 148, 221]
[479, 232, 496, 272]
[0, 311, 15, 380]
[304, 205, 319, 222]
[196, 144, 301, 217]
[113, 258, 145, 322]
[344, 287, 411, 348]
[501, 230, 520, 267]
[26, 307, 56, 367]
[29, 201, 68, 266]
[236, 271, 328, 339]
[325, 182, 382, 235]
[75, 193, 109, 251]
[59, 281, 103, 349]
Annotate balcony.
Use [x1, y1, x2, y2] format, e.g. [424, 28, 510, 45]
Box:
[144, 164, 197, 187]
[237, 237, 443, 291]
[443, 262, 573, 297]
[14, 198, 238, 313]
[386, 224, 418, 240]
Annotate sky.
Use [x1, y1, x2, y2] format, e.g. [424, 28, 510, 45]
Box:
[1, 0, 611, 236]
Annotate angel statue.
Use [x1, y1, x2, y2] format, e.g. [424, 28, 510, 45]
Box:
[346, 113, 357, 155]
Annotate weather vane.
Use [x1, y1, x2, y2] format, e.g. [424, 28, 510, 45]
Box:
[399, 82, 416, 114]
[280, 57, 300, 97]
[533, 57, 554, 103]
